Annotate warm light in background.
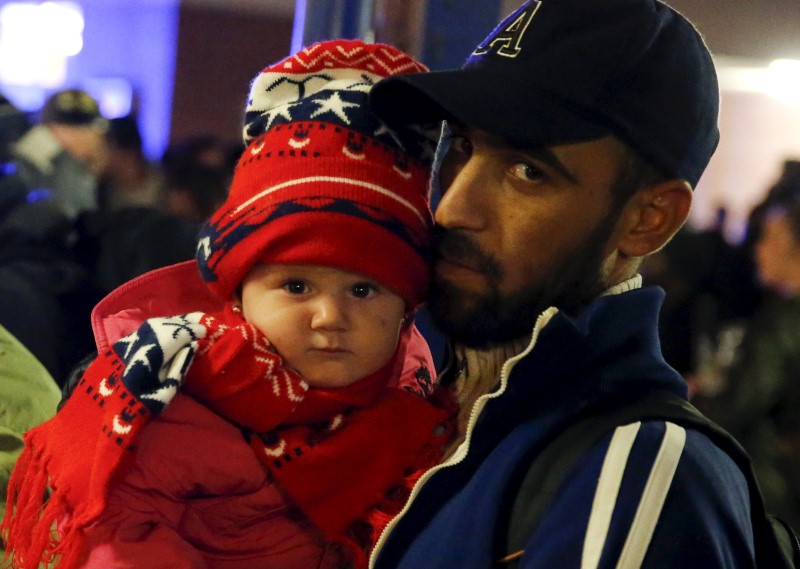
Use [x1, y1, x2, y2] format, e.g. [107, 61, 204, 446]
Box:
[716, 56, 800, 107]
[0, 1, 84, 88]
[0, 0, 178, 159]
[693, 56, 800, 243]
[766, 59, 800, 105]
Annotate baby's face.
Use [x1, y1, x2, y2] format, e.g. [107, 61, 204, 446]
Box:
[240, 264, 406, 388]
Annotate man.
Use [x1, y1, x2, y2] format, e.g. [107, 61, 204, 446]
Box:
[367, 0, 755, 567]
[12, 88, 108, 220]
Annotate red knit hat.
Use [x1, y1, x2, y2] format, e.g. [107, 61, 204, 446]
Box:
[197, 40, 435, 307]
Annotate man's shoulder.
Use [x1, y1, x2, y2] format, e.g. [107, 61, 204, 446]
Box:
[593, 418, 750, 503]
[544, 416, 749, 509]
[520, 418, 754, 568]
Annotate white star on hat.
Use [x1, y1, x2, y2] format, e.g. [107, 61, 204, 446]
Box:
[260, 103, 295, 132]
[309, 91, 360, 124]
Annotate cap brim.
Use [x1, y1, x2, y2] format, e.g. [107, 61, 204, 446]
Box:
[370, 67, 611, 148]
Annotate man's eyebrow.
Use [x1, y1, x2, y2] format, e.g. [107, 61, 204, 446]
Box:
[447, 123, 580, 185]
[505, 139, 579, 184]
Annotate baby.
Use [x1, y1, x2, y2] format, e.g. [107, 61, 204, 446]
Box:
[3, 40, 452, 569]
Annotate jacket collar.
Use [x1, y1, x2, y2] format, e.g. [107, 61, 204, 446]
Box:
[91, 260, 223, 351]
[503, 284, 687, 414]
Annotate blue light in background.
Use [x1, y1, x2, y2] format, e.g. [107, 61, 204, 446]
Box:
[0, 0, 179, 160]
[291, 0, 307, 54]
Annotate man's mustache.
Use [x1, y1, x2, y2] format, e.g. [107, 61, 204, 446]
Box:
[432, 226, 504, 280]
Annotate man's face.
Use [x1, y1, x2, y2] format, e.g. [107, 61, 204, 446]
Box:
[49, 123, 108, 178]
[428, 125, 628, 347]
[755, 208, 800, 295]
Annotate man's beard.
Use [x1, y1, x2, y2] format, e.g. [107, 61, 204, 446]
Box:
[427, 216, 618, 348]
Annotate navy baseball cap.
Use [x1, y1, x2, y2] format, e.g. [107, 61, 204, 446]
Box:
[370, 0, 720, 187]
[42, 89, 108, 130]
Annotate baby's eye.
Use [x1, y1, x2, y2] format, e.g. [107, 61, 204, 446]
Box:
[283, 280, 308, 294]
[510, 163, 544, 182]
[351, 282, 377, 298]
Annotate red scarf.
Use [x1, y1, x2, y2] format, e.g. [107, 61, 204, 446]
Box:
[2, 307, 453, 569]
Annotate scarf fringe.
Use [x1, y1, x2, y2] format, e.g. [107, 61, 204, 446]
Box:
[2, 442, 85, 569]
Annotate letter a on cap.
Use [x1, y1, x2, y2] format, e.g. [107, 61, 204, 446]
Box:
[473, 0, 541, 58]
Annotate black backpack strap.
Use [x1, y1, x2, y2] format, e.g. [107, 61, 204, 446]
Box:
[499, 391, 799, 568]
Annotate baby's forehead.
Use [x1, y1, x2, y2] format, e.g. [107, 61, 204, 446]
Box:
[247, 263, 385, 283]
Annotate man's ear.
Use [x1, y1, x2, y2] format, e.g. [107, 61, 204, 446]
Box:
[615, 179, 693, 258]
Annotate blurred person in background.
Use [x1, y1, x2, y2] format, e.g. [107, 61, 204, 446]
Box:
[0, 93, 89, 383]
[73, 204, 198, 298]
[163, 162, 229, 225]
[160, 132, 238, 224]
[97, 114, 166, 212]
[644, 210, 762, 388]
[75, 114, 197, 296]
[695, 165, 800, 530]
[10, 88, 108, 221]
[162, 133, 239, 179]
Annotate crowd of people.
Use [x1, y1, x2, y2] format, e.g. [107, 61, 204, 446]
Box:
[1, 0, 799, 567]
[685, 161, 800, 530]
[0, 90, 238, 385]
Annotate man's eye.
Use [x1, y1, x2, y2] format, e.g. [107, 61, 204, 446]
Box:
[351, 283, 376, 298]
[449, 135, 473, 157]
[284, 280, 307, 294]
[510, 163, 543, 182]
[454, 136, 473, 156]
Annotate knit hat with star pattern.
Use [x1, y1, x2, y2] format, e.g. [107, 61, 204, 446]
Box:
[196, 40, 435, 307]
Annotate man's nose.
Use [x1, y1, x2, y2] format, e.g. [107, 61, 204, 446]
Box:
[435, 156, 487, 230]
[310, 295, 348, 330]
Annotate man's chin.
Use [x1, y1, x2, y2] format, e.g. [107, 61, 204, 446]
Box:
[427, 279, 530, 348]
[427, 269, 607, 348]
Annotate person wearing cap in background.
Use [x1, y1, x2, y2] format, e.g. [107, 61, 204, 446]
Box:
[2, 40, 453, 569]
[11, 88, 108, 220]
[0, 94, 89, 382]
[366, 0, 756, 567]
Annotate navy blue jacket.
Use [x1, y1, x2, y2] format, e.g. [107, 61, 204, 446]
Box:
[370, 287, 754, 568]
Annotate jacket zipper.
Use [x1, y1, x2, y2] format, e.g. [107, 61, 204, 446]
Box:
[368, 307, 559, 568]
